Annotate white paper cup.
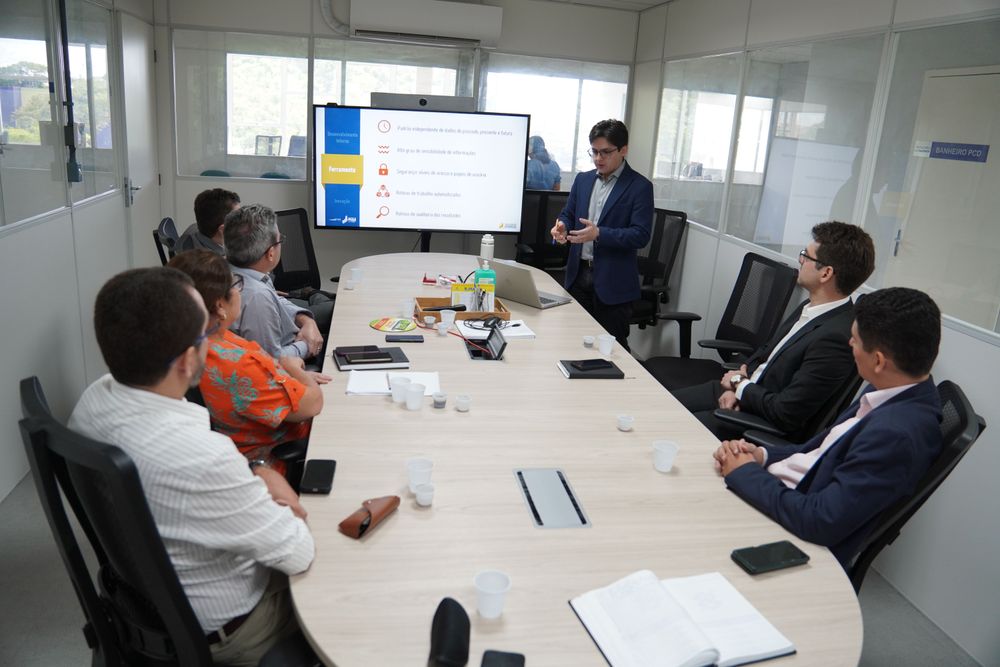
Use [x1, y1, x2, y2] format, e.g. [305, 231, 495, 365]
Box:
[652, 440, 679, 472]
[436, 321, 449, 337]
[407, 457, 433, 493]
[350, 267, 363, 283]
[440, 309, 457, 326]
[389, 376, 411, 404]
[455, 394, 471, 412]
[342, 280, 355, 290]
[432, 392, 447, 409]
[423, 315, 437, 327]
[405, 382, 426, 411]
[617, 415, 634, 432]
[598, 334, 615, 358]
[401, 299, 415, 319]
[474, 570, 511, 619]
[415, 483, 435, 507]
[582, 335, 595, 348]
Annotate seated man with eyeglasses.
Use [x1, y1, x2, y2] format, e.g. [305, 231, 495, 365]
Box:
[224, 204, 327, 362]
[69, 267, 313, 666]
[672, 221, 876, 442]
[550, 119, 653, 349]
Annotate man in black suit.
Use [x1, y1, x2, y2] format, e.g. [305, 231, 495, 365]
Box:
[672, 221, 875, 441]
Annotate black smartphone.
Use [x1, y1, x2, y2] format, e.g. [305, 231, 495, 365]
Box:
[731, 540, 810, 575]
[345, 351, 393, 364]
[571, 359, 613, 372]
[334, 345, 379, 357]
[385, 334, 424, 343]
[299, 459, 336, 494]
[481, 650, 525, 667]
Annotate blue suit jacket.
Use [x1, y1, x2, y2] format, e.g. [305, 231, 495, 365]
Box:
[558, 162, 653, 305]
[725, 378, 942, 565]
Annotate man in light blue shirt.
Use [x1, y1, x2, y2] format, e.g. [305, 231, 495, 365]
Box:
[225, 204, 324, 361]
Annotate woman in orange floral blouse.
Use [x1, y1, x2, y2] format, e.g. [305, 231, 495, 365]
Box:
[168, 250, 330, 474]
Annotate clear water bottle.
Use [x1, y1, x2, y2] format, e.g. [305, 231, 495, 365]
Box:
[479, 234, 495, 262]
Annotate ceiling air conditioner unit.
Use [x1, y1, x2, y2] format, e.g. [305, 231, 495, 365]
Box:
[349, 0, 503, 47]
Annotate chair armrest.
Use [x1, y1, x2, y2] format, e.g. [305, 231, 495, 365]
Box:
[698, 339, 755, 357]
[329, 275, 339, 283]
[721, 362, 743, 371]
[271, 439, 308, 463]
[655, 312, 703, 358]
[656, 311, 701, 323]
[742, 430, 794, 449]
[713, 410, 787, 437]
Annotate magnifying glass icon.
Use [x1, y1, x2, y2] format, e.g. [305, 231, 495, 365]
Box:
[376, 206, 390, 219]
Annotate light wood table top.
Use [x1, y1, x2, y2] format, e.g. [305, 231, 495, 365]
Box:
[292, 252, 862, 666]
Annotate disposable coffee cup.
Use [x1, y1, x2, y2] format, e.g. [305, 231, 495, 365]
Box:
[436, 322, 449, 337]
[440, 309, 457, 326]
[406, 382, 426, 411]
[652, 440, 679, 472]
[390, 376, 411, 404]
[407, 457, 433, 493]
[350, 267, 363, 283]
[598, 334, 614, 358]
[415, 483, 435, 507]
[474, 570, 511, 619]
[455, 394, 471, 412]
[423, 315, 436, 327]
[583, 335, 595, 348]
[401, 299, 415, 319]
[342, 280, 355, 290]
[432, 392, 447, 409]
[617, 415, 634, 432]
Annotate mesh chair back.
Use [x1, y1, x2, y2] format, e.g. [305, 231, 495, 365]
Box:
[274, 208, 320, 292]
[849, 380, 985, 591]
[636, 209, 686, 289]
[516, 190, 569, 270]
[715, 253, 798, 357]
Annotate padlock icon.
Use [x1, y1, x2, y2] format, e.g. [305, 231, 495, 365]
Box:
[378, 163, 388, 176]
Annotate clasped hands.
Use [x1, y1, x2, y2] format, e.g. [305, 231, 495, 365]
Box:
[712, 439, 764, 476]
[718, 364, 749, 411]
[550, 218, 598, 245]
[294, 314, 324, 358]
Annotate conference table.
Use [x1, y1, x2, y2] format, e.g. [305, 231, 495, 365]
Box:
[291, 252, 862, 666]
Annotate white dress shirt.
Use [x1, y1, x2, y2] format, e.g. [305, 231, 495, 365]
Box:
[766, 383, 918, 488]
[68, 374, 315, 633]
[735, 296, 851, 400]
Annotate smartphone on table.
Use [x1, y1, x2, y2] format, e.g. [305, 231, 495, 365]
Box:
[299, 459, 337, 494]
[731, 540, 810, 575]
[344, 351, 393, 364]
[571, 359, 613, 372]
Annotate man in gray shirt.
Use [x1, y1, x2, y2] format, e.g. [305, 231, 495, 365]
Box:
[225, 204, 325, 360]
[177, 188, 241, 254]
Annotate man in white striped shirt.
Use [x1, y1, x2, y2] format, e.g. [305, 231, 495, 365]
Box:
[69, 267, 315, 666]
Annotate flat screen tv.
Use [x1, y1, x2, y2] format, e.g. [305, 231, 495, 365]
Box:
[313, 105, 529, 237]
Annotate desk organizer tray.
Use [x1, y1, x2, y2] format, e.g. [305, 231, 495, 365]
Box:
[414, 296, 511, 323]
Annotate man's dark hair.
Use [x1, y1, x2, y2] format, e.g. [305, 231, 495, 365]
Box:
[589, 119, 629, 149]
[223, 204, 278, 268]
[94, 268, 204, 387]
[194, 188, 240, 238]
[168, 249, 232, 313]
[855, 287, 940, 377]
[812, 221, 875, 295]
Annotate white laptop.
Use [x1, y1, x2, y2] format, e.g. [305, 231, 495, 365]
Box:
[479, 258, 572, 309]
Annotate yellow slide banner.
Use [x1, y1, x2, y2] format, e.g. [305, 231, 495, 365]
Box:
[320, 154, 364, 186]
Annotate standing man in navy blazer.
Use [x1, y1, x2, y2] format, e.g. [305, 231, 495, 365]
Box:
[714, 288, 943, 565]
[550, 119, 653, 349]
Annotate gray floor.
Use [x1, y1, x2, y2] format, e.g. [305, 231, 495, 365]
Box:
[0, 474, 982, 666]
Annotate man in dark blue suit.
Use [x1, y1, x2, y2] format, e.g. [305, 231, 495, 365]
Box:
[714, 287, 943, 566]
[550, 119, 653, 348]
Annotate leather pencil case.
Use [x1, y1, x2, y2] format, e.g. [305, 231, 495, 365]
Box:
[338, 495, 400, 538]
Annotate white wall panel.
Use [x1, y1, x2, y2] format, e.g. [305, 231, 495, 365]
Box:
[895, 0, 1000, 25]
[167, 0, 312, 33]
[747, 0, 892, 47]
[0, 214, 89, 501]
[627, 60, 662, 180]
[115, 0, 153, 23]
[636, 4, 667, 63]
[664, 0, 749, 58]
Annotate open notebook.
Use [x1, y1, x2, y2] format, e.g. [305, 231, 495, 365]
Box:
[570, 570, 794, 667]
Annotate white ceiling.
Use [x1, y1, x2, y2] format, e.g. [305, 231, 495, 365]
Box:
[531, 0, 670, 13]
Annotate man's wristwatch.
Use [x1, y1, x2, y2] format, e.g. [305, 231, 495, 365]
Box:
[729, 375, 744, 389]
[248, 458, 270, 472]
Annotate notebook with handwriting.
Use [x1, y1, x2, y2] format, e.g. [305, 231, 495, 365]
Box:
[569, 570, 794, 667]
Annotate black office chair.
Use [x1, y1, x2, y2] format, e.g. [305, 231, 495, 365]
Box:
[630, 208, 687, 330]
[515, 190, 570, 280]
[642, 252, 799, 392]
[273, 208, 338, 300]
[20, 377, 322, 666]
[712, 372, 864, 440]
[153, 217, 179, 266]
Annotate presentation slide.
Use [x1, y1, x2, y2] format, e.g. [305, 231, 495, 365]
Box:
[314, 106, 529, 233]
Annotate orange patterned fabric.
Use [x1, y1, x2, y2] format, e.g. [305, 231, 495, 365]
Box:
[199, 330, 310, 473]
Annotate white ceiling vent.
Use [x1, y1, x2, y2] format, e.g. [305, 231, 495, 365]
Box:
[350, 0, 503, 47]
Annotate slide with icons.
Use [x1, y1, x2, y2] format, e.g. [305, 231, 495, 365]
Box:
[314, 106, 528, 233]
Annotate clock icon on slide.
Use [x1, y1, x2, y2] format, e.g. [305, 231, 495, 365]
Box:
[377, 120, 391, 133]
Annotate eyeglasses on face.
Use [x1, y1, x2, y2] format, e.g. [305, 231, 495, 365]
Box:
[231, 274, 245, 293]
[167, 322, 220, 367]
[798, 249, 824, 266]
[587, 147, 620, 158]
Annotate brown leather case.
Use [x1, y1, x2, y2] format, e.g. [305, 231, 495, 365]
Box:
[338, 495, 401, 538]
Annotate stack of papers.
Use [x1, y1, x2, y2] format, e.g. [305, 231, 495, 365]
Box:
[345, 371, 441, 395]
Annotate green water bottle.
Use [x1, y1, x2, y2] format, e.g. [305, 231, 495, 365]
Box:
[474, 260, 496, 312]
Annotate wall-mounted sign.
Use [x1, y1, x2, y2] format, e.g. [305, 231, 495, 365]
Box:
[929, 141, 989, 163]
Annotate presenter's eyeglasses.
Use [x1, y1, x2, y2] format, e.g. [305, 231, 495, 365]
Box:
[587, 147, 620, 158]
[798, 249, 825, 267]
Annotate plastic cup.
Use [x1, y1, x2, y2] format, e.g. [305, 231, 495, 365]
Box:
[474, 570, 511, 619]
[652, 440, 679, 472]
[617, 415, 634, 432]
[406, 382, 426, 411]
[598, 334, 615, 358]
[432, 392, 447, 409]
[342, 280, 355, 290]
[350, 267, 363, 283]
[440, 309, 457, 327]
[582, 335, 595, 348]
[390, 376, 411, 404]
[415, 483, 435, 507]
[423, 315, 436, 327]
[455, 394, 471, 412]
[436, 321, 449, 337]
[407, 458, 433, 493]
[401, 299, 415, 319]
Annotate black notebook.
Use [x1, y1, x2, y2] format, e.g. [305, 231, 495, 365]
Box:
[333, 346, 409, 371]
[557, 359, 624, 379]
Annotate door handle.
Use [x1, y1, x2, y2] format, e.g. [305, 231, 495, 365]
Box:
[124, 178, 142, 206]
